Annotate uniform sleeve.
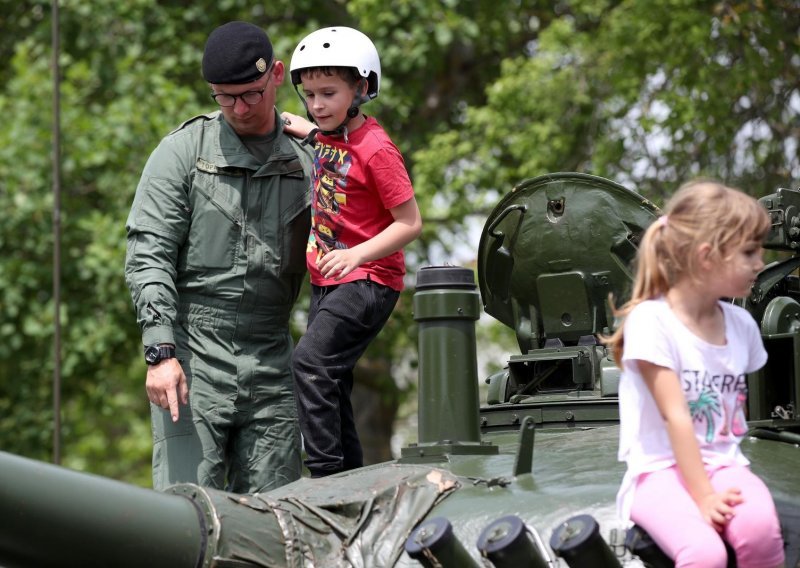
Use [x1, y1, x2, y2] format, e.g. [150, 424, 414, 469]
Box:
[621, 302, 677, 372]
[365, 146, 415, 210]
[124, 136, 192, 347]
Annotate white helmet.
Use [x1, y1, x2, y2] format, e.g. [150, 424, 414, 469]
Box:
[290, 27, 381, 100]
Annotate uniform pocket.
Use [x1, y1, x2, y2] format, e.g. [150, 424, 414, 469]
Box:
[280, 194, 311, 276]
[186, 171, 242, 269]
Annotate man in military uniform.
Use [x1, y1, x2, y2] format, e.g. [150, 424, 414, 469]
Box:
[125, 21, 314, 493]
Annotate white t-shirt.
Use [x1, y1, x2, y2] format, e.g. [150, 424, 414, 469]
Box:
[616, 297, 767, 522]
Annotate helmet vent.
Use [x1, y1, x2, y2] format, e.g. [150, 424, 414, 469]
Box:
[323, 42, 331, 48]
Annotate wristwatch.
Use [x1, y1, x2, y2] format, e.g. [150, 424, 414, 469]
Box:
[144, 344, 176, 366]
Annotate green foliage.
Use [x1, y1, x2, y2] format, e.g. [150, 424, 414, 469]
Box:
[413, 0, 799, 211]
[1, 0, 797, 483]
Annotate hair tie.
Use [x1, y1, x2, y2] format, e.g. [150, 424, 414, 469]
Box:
[658, 215, 669, 228]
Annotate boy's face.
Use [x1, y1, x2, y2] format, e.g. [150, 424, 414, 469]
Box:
[301, 70, 364, 131]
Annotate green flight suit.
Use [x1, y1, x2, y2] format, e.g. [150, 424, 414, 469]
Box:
[125, 110, 313, 493]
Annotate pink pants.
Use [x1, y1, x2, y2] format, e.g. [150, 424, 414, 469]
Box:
[630, 465, 784, 568]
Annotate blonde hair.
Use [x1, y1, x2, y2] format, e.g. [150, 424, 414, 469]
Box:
[604, 180, 771, 367]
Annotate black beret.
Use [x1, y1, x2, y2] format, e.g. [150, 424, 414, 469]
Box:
[202, 21, 273, 84]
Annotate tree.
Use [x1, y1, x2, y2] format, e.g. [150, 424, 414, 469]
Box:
[413, 0, 799, 212]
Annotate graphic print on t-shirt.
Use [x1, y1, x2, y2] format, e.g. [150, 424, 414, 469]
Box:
[310, 144, 350, 258]
[688, 388, 722, 442]
[730, 391, 749, 436]
[682, 370, 748, 443]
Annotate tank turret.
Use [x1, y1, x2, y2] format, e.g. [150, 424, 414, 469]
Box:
[478, 173, 658, 431]
[479, 172, 657, 352]
[739, 186, 800, 423]
[1, 173, 798, 568]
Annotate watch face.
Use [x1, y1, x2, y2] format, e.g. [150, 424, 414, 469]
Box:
[144, 346, 160, 365]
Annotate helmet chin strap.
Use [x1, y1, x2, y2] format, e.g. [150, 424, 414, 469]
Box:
[294, 80, 369, 145]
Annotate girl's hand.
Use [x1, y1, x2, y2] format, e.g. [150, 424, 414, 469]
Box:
[697, 488, 743, 531]
[317, 248, 364, 280]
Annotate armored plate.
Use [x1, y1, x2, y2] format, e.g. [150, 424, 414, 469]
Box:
[478, 172, 659, 353]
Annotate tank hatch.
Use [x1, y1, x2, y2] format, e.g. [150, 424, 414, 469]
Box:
[477, 172, 659, 355]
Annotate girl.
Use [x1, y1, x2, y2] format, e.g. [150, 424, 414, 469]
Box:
[604, 181, 785, 567]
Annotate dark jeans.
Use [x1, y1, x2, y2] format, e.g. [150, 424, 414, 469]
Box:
[292, 279, 400, 477]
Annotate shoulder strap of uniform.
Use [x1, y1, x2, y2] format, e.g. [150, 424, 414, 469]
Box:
[168, 110, 221, 136]
[285, 132, 316, 176]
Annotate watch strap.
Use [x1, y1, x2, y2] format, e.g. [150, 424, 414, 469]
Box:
[144, 344, 176, 365]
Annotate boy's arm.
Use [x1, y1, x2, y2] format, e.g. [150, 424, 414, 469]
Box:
[280, 111, 316, 138]
[356, 196, 422, 262]
[316, 196, 422, 280]
[637, 360, 742, 530]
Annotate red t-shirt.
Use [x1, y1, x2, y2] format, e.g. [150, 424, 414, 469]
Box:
[307, 116, 415, 291]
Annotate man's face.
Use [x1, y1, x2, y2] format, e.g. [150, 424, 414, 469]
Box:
[210, 60, 285, 137]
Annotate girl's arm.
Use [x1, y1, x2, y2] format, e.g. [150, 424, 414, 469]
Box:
[316, 197, 422, 280]
[637, 360, 743, 530]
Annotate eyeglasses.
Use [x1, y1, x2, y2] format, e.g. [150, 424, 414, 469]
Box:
[211, 61, 274, 107]
[212, 87, 267, 107]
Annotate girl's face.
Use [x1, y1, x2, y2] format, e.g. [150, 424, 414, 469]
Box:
[301, 71, 364, 132]
[712, 240, 765, 298]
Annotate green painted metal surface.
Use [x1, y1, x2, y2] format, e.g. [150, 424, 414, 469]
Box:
[412, 266, 483, 446]
[0, 452, 205, 568]
[478, 172, 659, 353]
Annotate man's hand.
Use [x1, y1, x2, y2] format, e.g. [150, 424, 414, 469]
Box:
[145, 358, 189, 422]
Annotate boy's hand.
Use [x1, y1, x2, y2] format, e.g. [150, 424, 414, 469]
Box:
[280, 111, 315, 137]
[317, 248, 364, 280]
[697, 488, 743, 531]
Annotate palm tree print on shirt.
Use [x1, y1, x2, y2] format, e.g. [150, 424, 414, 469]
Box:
[689, 388, 722, 443]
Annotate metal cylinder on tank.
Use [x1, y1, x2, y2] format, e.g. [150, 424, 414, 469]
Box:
[0, 451, 295, 568]
[550, 514, 622, 568]
[413, 266, 482, 444]
[0, 451, 205, 568]
[477, 515, 550, 568]
[405, 516, 479, 568]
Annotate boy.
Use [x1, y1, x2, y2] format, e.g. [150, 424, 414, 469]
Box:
[284, 26, 422, 477]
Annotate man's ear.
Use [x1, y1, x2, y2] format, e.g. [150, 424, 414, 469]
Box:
[271, 60, 286, 86]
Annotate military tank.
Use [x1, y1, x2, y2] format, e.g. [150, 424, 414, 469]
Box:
[1, 173, 798, 568]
